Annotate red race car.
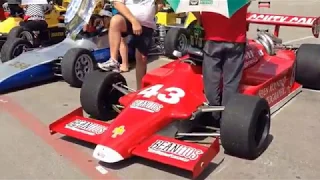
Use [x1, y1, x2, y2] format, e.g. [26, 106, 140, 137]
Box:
[49, 13, 320, 179]
[0, 5, 5, 21]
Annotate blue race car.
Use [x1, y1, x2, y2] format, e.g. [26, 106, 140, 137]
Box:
[0, 30, 135, 93]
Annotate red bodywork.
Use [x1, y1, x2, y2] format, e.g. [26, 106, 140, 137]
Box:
[49, 13, 317, 178]
[0, 7, 5, 21]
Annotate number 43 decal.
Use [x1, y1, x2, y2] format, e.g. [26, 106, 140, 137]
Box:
[138, 84, 185, 104]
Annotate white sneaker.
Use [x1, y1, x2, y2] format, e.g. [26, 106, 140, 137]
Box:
[97, 59, 120, 72]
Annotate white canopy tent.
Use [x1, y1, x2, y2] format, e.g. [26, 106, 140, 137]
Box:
[21, 0, 48, 5]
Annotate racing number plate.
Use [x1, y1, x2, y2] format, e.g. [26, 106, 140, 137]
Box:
[8, 61, 31, 70]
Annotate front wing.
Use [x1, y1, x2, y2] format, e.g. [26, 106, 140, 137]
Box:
[49, 108, 220, 179]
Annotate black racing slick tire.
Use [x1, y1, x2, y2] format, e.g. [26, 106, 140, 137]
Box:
[80, 70, 127, 120]
[164, 28, 189, 59]
[8, 26, 35, 45]
[220, 94, 271, 160]
[61, 48, 97, 88]
[295, 44, 320, 90]
[0, 38, 32, 63]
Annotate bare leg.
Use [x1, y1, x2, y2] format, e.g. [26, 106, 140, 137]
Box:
[119, 37, 129, 72]
[135, 49, 147, 90]
[98, 15, 127, 71]
[109, 15, 127, 61]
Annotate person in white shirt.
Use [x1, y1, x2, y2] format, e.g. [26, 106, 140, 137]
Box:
[97, 0, 163, 90]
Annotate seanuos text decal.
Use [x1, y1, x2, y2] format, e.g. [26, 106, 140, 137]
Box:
[130, 100, 163, 113]
[148, 140, 203, 162]
[65, 119, 107, 136]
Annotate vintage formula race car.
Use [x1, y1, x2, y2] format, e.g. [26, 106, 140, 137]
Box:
[0, 0, 67, 52]
[0, 29, 134, 93]
[151, 9, 198, 58]
[49, 13, 320, 179]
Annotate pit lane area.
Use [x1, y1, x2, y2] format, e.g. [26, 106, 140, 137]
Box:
[1, 0, 320, 179]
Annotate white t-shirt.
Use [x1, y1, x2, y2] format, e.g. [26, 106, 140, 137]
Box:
[111, 0, 156, 29]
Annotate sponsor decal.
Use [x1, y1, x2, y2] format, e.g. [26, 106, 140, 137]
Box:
[189, 0, 199, 5]
[65, 119, 107, 136]
[8, 61, 31, 70]
[51, 32, 65, 37]
[243, 47, 263, 69]
[111, 125, 125, 138]
[148, 140, 203, 162]
[258, 76, 290, 105]
[247, 14, 317, 26]
[130, 100, 163, 113]
[189, 0, 212, 5]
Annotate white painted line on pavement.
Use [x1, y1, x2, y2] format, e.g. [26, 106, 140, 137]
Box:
[0, 99, 8, 103]
[283, 36, 314, 44]
[159, 58, 174, 62]
[95, 165, 109, 175]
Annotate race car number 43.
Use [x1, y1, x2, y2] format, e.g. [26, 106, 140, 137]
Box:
[138, 84, 186, 104]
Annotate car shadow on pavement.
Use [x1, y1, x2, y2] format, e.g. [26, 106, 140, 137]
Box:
[100, 156, 223, 180]
[61, 134, 272, 179]
[223, 134, 274, 160]
[61, 135, 222, 179]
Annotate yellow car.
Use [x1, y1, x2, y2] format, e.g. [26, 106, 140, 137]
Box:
[0, 0, 69, 49]
[153, 9, 203, 58]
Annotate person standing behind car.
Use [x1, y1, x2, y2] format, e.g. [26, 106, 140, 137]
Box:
[97, 0, 164, 90]
[193, 3, 249, 126]
[110, 4, 130, 72]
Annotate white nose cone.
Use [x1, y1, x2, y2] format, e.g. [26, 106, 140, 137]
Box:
[93, 145, 124, 163]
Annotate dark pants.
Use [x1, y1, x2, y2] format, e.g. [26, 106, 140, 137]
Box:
[20, 20, 48, 31]
[203, 40, 246, 121]
[120, 16, 153, 56]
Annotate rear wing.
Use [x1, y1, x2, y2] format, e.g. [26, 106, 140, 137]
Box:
[246, 13, 320, 38]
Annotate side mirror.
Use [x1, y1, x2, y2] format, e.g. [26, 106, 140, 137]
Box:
[173, 50, 182, 58]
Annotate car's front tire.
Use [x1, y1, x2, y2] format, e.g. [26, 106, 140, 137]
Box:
[61, 48, 97, 88]
[80, 70, 127, 120]
[8, 26, 35, 45]
[0, 38, 32, 63]
[164, 28, 189, 59]
[220, 94, 271, 160]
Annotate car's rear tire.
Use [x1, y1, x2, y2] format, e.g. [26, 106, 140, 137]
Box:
[0, 38, 32, 63]
[80, 70, 127, 120]
[164, 28, 189, 59]
[220, 94, 271, 160]
[295, 44, 320, 90]
[61, 48, 97, 88]
[8, 26, 35, 45]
